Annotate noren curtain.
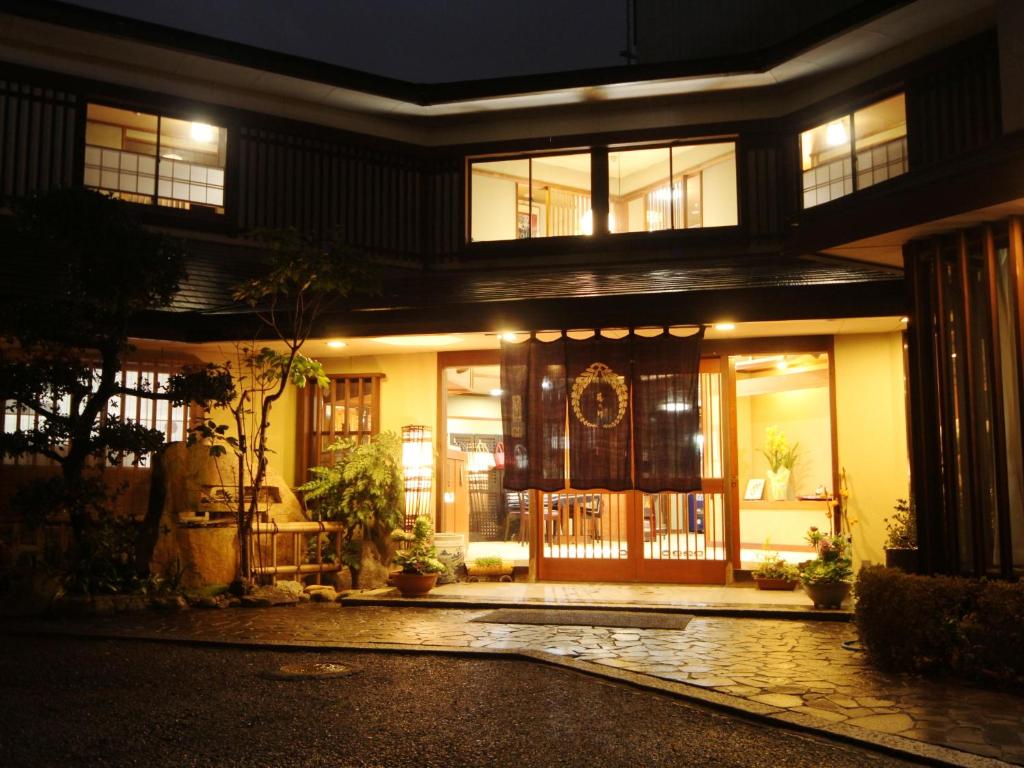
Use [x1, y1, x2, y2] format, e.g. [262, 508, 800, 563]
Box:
[632, 329, 704, 492]
[500, 338, 567, 491]
[500, 330, 704, 492]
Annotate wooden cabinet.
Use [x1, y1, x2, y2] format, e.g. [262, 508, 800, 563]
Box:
[441, 449, 469, 535]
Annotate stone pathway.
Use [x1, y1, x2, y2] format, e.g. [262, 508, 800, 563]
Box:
[6, 604, 1022, 767]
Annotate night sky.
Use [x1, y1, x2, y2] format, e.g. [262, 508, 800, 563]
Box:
[63, 0, 630, 83]
[61, 0, 869, 84]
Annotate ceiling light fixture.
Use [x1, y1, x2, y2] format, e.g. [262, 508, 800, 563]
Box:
[191, 122, 215, 142]
[714, 322, 736, 332]
[326, 340, 347, 348]
[826, 120, 848, 147]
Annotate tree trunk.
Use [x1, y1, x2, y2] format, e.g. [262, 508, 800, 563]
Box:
[135, 446, 167, 577]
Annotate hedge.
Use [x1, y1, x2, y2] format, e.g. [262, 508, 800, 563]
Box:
[855, 565, 1024, 690]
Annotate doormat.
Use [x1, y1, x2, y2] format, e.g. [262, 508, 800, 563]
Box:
[471, 609, 692, 631]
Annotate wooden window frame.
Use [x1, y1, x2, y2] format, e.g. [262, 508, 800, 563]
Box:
[297, 373, 384, 481]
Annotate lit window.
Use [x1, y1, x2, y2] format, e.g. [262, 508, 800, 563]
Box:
[84, 104, 227, 214]
[608, 142, 736, 232]
[2, 360, 194, 468]
[470, 153, 591, 242]
[801, 93, 906, 209]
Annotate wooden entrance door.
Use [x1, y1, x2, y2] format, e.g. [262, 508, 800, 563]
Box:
[535, 358, 731, 583]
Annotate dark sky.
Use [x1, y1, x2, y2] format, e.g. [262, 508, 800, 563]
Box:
[64, 0, 630, 83]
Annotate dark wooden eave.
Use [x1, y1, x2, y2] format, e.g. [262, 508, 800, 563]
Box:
[128, 253, 905, 342]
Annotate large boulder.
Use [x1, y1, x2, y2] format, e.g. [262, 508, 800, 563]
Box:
[148, 443, 308, 588]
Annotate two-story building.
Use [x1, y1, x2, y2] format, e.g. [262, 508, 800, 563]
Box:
[1, 0, 1022, 585]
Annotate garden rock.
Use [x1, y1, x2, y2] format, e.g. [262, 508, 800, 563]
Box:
[240, 585, 299, 607]
[151, 595, 189, 610]
[309, 587, 338, 603]
[274, 580, 304, 596]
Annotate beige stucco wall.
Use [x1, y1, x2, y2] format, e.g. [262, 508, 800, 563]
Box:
[833, 332, 911, 568]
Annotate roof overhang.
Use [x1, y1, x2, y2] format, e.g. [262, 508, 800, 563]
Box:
[129, 252, 905, 343]
[0, 0, 995, 141]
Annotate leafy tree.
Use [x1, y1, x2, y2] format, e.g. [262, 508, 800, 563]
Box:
[190, 228, 377, 583]
[0, 189, 234, 586]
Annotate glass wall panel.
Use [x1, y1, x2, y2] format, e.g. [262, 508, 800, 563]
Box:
[854, 93, 907, 191]
[158, 116, 227, 211]
[531, 153, 591, 237]
[470, 155, 590, 241]
[607, 143, 736, 233]
[84, 104, 226, 213]
[470, 159, 528, 242]
[801, 93, 906, 208]
[608, 147, 670, 233]
[801, 116, 852, 209]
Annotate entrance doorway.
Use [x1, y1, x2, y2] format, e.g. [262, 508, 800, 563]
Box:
[534, 357, 729, 583]
[731, 349, 838, 569]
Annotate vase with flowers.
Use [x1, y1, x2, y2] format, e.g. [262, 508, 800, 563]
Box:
[800, 526, 853, 608]
[761, 426, 798, 501]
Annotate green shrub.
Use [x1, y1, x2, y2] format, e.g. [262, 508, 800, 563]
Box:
[855, 566, 1024, 690]
[959, 581, 1024, 688]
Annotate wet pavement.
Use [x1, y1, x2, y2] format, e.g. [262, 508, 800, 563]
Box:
[5, 603, 1022, 767]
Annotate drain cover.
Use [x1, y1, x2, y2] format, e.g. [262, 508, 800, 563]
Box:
[263, 661, 356, 680]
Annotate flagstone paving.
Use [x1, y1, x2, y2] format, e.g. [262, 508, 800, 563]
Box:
[8, 604, 1023, 767]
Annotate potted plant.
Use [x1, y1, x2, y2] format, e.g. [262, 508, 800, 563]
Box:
[883, 498, 918, 571]
[390, 515, 447, 597]
[800, 526, 853, 608]
[751, 551, 800, 590]
[761, 426, 798, 501]
[466, 556, 514, 582]
[297, 432, 405, 589]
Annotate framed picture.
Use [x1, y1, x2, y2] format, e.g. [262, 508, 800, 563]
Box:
[516, 201, 544, 239]
[516, 210, 533, 240]
[744, 478, 765, 501]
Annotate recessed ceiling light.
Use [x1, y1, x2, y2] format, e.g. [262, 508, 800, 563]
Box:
[900, 316, 909, 324]
[375, 335, 461, 347]
[498, 332, 519, 342]
[776, 360, 789, 371]
[714, 322, 736, 332]
[489, 388, 503, 397]
[326, 340, 347, 348]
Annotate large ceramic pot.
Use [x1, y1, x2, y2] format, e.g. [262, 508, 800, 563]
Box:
[393, 571, 438, 597]
[766, 467, 791, 501]
[884, 548, 919, 572]
[802, 580, 851, 609]
[433, 533, 466, 585]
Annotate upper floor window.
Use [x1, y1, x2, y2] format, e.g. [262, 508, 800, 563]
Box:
[470, 153, 591, 242]
[608, 142, 736, 232]
[468, 141, 737, 243]
[83, 104, 227, 214]
[801, 93, 906, 209]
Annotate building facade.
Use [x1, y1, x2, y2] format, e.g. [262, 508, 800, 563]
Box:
[1, 0, 1022, 583]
